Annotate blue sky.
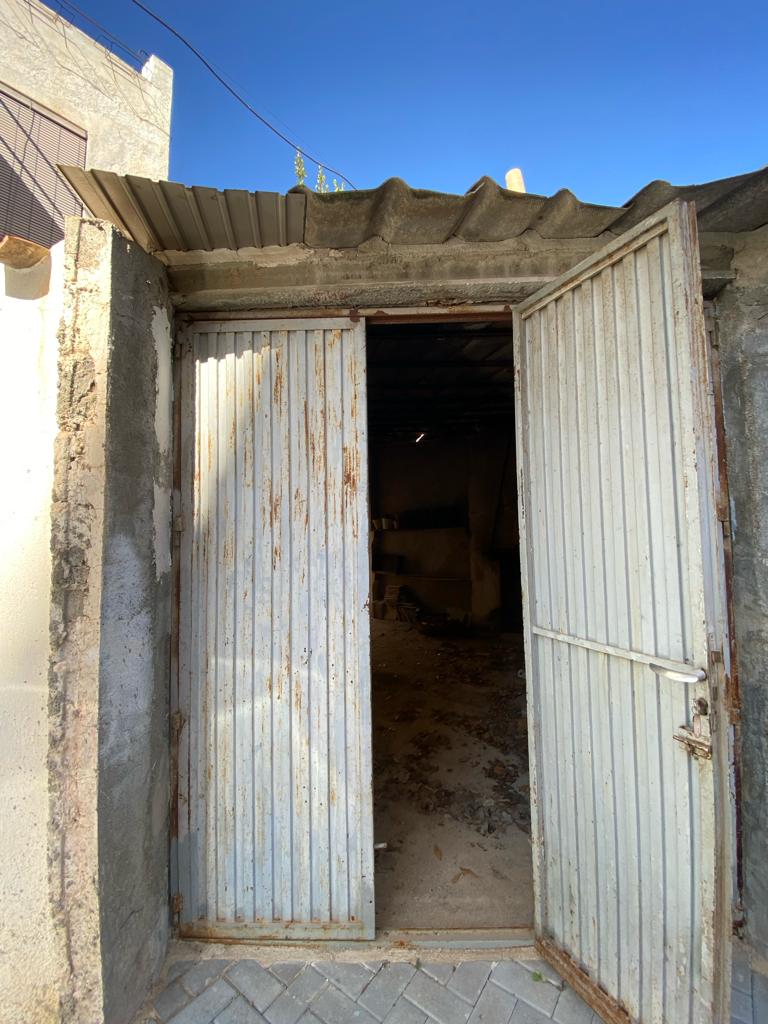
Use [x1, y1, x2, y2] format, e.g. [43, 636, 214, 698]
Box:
[64, 0, 765, 205]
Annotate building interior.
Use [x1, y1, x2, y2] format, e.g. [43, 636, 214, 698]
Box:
[366, 320, 534, 931]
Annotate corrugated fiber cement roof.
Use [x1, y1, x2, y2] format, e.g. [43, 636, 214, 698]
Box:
[58, 164, 768, 254]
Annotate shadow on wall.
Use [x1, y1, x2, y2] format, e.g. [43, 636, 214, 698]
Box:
[0, 154, 66, 251]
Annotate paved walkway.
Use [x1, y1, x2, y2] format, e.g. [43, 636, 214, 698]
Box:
[137, 944, 765, 1024]
[139, 957, 601, 1024]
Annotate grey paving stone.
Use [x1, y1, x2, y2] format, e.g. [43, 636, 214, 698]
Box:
[309, 983, 377, 1024]
[467, 981, 516, 1024]
[752, 970, 768, 1020]
[168, 961, 200, 983]
[731, 986, 754, 1024]
[297, 1015, 323, 1024]
[382, 999, 427, 1024]
[491, 963, 559, 1016]
[510, 1001, 552, 1024]
[447, 963, 493, 1005]
[264, 991, 309, 1024]
[420, 963, 455, 985]
[358, 962, 416, 1019]
[270, 964, 306, 986]
[732, 954, 753, 995]
[181, 960, 233, 998]
[155, 979, 191, 1021]
[517, 959, 564, 990]
[402, 970, 472, 1024]
[553, 987, 593, 1024]
[312, 961, 375, 1000]
[169, 979, 238, 1024]
[214, 996, 269, 1024]
[227, 961, 284, 1011]
[286, 967, 326, 1004]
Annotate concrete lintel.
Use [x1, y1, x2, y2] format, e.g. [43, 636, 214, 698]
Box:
[170, 278, 552, 313]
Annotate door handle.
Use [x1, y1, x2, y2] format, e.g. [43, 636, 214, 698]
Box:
[649, 663, 707, 684]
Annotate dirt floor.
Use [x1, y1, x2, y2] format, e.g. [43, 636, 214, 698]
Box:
[371, 619, 534, 931]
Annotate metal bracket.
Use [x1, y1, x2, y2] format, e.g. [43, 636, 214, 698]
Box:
[674, 697, 712, 759]
[673, 726, 712, 760]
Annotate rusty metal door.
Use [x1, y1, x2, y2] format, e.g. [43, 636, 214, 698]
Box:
[174, 319, 374, 939]
[514, 202, 732, 1023]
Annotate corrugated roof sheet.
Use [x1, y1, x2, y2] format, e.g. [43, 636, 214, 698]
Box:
[58, 164, 768, 254]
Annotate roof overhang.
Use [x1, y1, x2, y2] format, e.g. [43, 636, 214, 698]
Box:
[58, 165, 768, 261]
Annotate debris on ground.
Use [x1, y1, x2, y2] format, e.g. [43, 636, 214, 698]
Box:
[372, 621, 531, 838]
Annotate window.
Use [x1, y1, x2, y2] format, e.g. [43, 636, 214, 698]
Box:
[0, 84, 86, 248]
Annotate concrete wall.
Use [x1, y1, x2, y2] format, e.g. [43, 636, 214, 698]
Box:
[98, 225, 173, 1024]
[0, 246, 67, 1021]
[50, 219, 173, 1023]
[0, 0, 172, 180]
[716, 225, 768, 967]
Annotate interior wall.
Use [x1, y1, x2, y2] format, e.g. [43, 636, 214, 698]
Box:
[716, 226, 768, 967]
[50, 219, 173, 1023]
[370, 429, 517, 625]
[0, 244, 67, 1022]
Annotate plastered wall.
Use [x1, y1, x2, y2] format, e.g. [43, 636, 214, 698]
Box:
[0, 246, 67, 1022]
[716, 226, 768, 968]
[49, 219, 173, 1023]
[0, 0, 172, 180]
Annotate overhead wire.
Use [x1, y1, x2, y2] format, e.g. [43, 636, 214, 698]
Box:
[129, 0, 357, 190]
[51, 0, 147, 67]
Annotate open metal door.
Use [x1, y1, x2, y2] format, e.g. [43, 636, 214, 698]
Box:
[513, 203, 732, 1023]
[174, 319, 374, 939]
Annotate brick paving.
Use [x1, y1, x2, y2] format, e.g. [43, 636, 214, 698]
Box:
[137, 958, 604, 1024]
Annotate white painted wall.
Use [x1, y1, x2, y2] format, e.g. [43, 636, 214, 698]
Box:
[0, 0, 172, 180]
[0, 244, 66, 1022]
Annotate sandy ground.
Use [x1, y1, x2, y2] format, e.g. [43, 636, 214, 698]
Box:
[371, 620, 534, 930]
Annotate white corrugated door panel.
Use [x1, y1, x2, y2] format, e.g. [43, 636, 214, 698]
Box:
[175, 318, 374, 939]
[514, 202, 732, 1024]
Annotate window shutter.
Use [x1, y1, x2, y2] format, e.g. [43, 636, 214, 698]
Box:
[0, 86, 86, 248]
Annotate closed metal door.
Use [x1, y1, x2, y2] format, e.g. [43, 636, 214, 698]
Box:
[174, 319, 374, 939]
[514, 202, 731, 1023]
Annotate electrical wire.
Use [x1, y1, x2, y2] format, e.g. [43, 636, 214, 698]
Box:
[129, 0, 357, 189]
[52, 0, 147, 67]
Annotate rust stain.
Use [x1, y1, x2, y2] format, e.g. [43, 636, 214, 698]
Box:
[343, 445, 359, 494]
[273, 365, 283, 407]
[273, 544, 281, 568]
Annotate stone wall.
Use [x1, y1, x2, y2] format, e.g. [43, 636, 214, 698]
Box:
[0, 0, 172, 180]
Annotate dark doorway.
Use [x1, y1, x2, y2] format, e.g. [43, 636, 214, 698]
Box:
[366, 320, 533, 930]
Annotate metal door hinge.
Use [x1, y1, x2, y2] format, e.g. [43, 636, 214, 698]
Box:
[172, 892, 183, 914]
[173, 514, 184, 534]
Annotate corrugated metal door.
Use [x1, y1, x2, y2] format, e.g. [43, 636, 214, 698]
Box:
[175, 319, 374, 939]
[514, 202, 731, 1023]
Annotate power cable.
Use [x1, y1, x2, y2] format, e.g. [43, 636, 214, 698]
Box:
[129, 0, 357, 189]
[51, 0, 147, 67]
